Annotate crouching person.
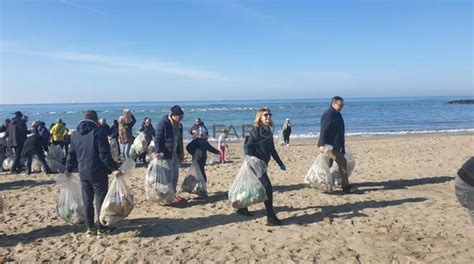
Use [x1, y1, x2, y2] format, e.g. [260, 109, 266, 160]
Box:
[455, 157, 474, 225]
[66, 110, 122, 237]
[186, 128, 221, 197]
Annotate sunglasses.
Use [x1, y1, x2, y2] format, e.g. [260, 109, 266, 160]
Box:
[263, 113, 272, 117]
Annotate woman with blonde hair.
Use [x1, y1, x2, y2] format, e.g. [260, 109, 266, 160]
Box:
[118, 109, 136, 160]
[240, 107, 286, 226]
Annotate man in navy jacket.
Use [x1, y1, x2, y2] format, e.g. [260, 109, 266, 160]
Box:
[318, 96, 355, 194]
[66, 110, 122, 237]
[7, 111, 28, 173]
[154, 105, 184, 202]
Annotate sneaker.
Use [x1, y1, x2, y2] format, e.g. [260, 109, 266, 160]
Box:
[342, 185, 357, 194]
[97, 227, 116, 237]
[84, 228, 97, 237]
[236, 208, 254, 217]
[267, 215, 282, 226]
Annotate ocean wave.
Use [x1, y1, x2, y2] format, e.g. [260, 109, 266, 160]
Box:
[284, 128, 474, 139]
[186, 107, 258, 112]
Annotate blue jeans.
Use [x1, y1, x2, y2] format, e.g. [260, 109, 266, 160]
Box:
[455, 176, 474, 225]
[120, 143, 132, 161]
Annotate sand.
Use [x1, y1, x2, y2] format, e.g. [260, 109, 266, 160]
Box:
[1, 133, 473, 263]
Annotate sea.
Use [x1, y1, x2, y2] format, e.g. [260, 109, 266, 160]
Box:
[1, 96, 473, 141]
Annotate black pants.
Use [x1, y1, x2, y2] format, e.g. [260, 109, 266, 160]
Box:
[197, 160, 207, 183]
[81, 177, 108, 229]
[259, 173, 275, 216]
[11, 146, 23, 172]
[283, 132, 290, 144]
[26, 150, 51, 174]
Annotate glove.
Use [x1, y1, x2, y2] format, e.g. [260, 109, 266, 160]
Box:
[280, 165, 286, 171]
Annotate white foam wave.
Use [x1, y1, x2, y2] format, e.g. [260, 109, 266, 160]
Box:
[285, 128, 474, 139]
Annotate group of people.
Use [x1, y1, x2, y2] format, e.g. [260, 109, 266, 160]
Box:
[7, 95, 472, 237]
[0, 112, 72, 175]
[57, 96, 356, 236]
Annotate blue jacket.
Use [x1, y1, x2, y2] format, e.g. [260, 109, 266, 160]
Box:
[318, 107, 345, 154]
[154, 115, 183, 160]
[186, 138, 220, 167]
[66, 120, 118, 181]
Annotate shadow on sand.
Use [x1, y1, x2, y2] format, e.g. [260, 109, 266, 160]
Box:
[352, 176, 454, 193]
[0, 179, 55, 192]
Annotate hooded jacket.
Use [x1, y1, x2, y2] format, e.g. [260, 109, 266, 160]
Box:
[7, 117, 28, 147]
[66, 119, 118, 181]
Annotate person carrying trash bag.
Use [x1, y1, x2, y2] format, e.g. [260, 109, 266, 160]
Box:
[66, 110, 122, 237]
[237, 107, 286, 226]
[154, 105, 185, 204]
[318, 96, 356, 194]
[185, 127, 221, 197]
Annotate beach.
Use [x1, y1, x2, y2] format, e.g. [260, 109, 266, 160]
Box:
[0, 133, 473, 263]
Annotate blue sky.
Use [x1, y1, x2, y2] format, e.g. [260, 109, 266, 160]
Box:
[0, 0, 472, 104]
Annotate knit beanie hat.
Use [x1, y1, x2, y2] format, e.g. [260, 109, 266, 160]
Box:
[170, 105, 184, 116]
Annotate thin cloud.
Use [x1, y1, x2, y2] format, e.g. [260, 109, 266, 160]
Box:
[59, 0, 106, 15]
[13, 49, 234, 81]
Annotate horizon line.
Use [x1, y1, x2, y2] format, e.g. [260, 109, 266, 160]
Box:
[0, 94, 472, 106]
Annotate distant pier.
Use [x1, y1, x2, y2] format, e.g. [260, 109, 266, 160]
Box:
[447, 99, 474, 104]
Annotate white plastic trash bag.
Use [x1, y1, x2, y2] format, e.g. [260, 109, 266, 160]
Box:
[228, 156, 268, 208]
[109, 138, 120, 163]
[145, 159, 176, 205]
[130, 132, 148, 160]
[31, 155, 43, 172]
[99, 161, 135, 226]
[330, 146, 356, 187]
[48, 145, 65, 163]
[56, 173, 85, 225]
[206, 153, 220, 165]
[2, 157, 13, 171]
[45, 158, 65, 173]
[304, 145, 335, 192]
[182, 160, 207, 196]
[145, 141, 156, 163]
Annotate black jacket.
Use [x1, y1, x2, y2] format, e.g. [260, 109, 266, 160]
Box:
[244, 125, 283, 166]
[318, 107, 345, 154]
[155, 115, 184, 160]
[110, 123, 119, 139]
[101, 124, 112, 137]
[186, 138, 220, 167]
[66, 120, 118, 181]
[139, 124, 155, 143]
[7, 117, 28, 147]
[21, 135, 48, 157]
